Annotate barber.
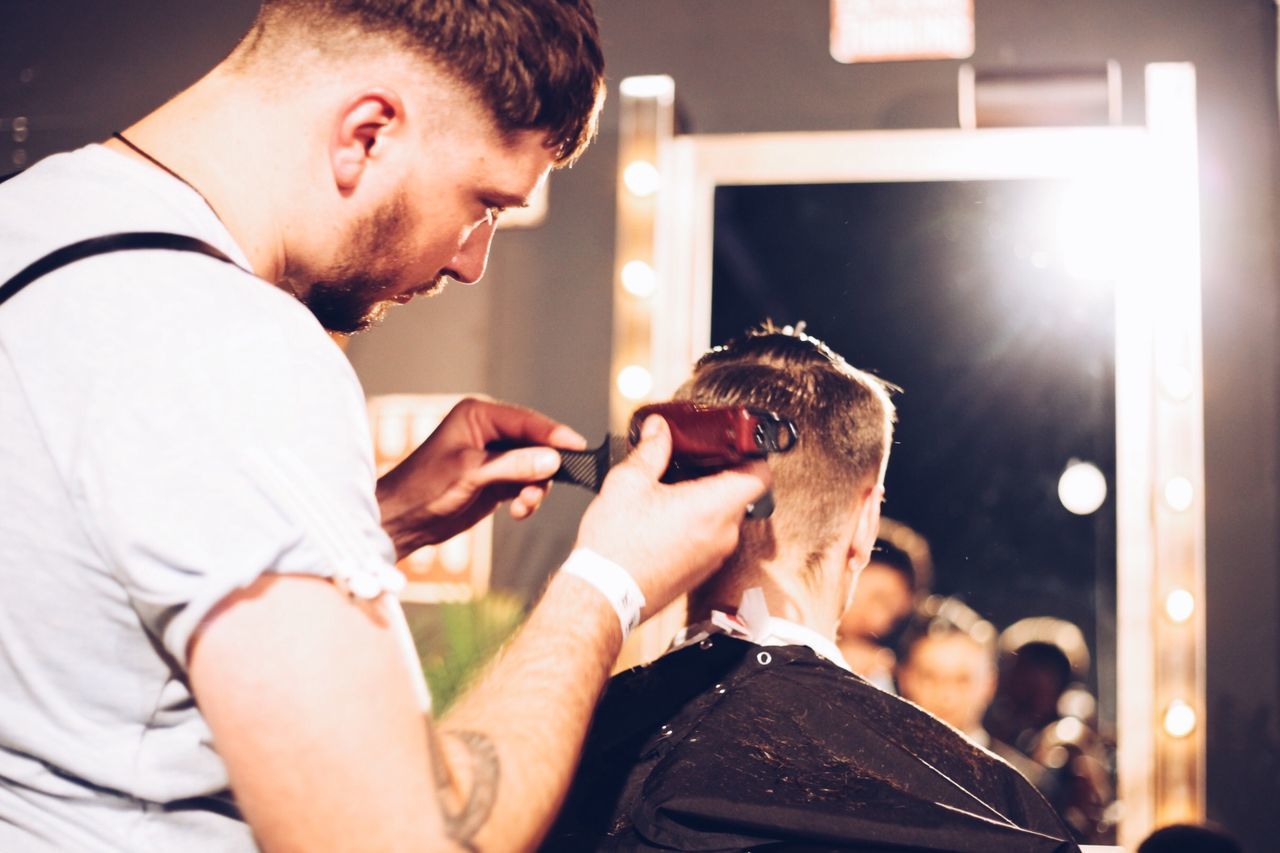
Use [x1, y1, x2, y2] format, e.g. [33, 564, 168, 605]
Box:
[0, 2, 769, 851]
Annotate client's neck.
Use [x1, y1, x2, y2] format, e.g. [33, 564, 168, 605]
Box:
[688, 547, 845, 641]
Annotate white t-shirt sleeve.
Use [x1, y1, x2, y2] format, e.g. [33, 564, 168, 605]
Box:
[72, 272, 401, 669]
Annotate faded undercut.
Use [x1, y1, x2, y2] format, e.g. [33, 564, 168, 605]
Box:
[237, 0, 605, 165]
[677, 323, 897, 569]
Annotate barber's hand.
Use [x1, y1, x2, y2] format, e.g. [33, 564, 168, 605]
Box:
[574, 415, 772, 619]
[376, 397, 587, 559]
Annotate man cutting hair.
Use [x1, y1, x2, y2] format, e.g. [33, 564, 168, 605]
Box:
[0, 3, 768, 850]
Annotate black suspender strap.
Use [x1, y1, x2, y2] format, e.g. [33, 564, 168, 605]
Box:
[0, 231, 242, 308]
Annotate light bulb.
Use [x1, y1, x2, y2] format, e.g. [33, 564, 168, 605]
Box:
[623, 160, 660, 197]
[1058, 460, 1108, 515]
[1164, 477, 1194, 512]
[1165, 589, 1195, 623]
[621, 260, 657, 297]
[1163, 700, 1197, 738]
[616, 365, 653, 400]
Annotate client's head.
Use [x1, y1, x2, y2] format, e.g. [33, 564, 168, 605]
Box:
[678, 323, 896, 633]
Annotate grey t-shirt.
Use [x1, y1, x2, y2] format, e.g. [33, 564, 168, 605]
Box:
[0, 146, 405, 851]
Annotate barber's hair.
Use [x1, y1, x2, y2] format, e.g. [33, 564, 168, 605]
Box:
[677, 323, 896, 560]
[241, 0, 605, 165]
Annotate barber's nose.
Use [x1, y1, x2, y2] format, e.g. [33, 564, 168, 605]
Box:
[444, 221, 497, 285]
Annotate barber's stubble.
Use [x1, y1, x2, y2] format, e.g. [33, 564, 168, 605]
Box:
[285, 188, 444, 333]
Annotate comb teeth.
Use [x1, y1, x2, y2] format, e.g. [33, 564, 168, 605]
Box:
[553, 446, 607, 492]
[607, 434, 631, 467]
[552, 434, 633, 493]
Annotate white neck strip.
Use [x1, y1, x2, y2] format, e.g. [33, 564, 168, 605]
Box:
[671, 587, 852, 673]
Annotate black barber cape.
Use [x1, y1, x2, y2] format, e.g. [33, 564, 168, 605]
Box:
[543, 635, 1078, 852]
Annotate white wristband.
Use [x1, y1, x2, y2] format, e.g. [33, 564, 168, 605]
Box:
[560, 548, 646, 640]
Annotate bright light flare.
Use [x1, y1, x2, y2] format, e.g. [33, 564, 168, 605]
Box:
[1163, 699, 1197, 738]
[1052, 181, 1129, 285]
[623, 160, 660, 197]
[1165, 589, 1195, 623]
[1058, 460, 1108, 515]
[616, 365, 654, 400]
[621, 260, 657, 298]
[1164, 476, 1195, 512]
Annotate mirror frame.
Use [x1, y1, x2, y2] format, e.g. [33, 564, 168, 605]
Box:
[609, 64, 1205, 848]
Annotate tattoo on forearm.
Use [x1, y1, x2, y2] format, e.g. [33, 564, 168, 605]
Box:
[427, 724, 500, 847]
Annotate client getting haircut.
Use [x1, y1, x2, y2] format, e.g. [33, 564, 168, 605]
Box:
[676, 323, 896, 572]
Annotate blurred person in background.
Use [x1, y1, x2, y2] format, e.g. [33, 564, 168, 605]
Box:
[988, 617, 1117, 844]
[896, 595, 1051, 792]
[1138, 822, 1243, 853]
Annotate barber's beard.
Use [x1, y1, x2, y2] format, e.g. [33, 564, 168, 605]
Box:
[287, 191, 439, 334]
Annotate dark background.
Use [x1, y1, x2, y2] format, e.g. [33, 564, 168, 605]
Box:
[711, 179, 1116, 711]
[2, 1, 1277, 847]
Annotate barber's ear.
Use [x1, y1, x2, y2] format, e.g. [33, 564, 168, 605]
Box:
[848, 483, 884, 571]
[330, 89, 404, 193]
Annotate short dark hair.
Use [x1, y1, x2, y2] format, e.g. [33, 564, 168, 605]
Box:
[678, 323, 896, 558]
[243, 0, 605, 165]
[1138, 823, 1242, 853]
[869, 538, 917, 592]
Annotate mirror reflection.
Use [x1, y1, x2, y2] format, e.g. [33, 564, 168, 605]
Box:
[711, 179, 1118, 842]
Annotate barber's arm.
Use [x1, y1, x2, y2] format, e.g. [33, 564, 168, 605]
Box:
[188, 405, 769, 852]
[436, 413, 771, 850]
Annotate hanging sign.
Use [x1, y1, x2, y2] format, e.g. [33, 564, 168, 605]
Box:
[830, 0, 975, 63]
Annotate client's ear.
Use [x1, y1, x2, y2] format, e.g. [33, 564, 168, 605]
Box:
[839, 484, 884, 616]
[848, 483, 884, 571]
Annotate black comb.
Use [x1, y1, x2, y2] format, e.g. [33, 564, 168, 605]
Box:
[550, 435, 633, 493]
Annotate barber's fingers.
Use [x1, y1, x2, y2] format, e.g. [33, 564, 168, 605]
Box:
[617, 414, 771, 509]
[673, 456, 772, 512]
[617, 415, 673, 481]
[509, 482, 551, 520]
[472, 445, 562, 488]
[450, 397, 587, 451]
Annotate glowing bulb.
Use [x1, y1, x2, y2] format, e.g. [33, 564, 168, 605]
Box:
[1163, 700, 1197, 738]
[1164, 476, 1194, 512]
[1053, 716, 1085, 744]
[616, 365, 653, 400]
[1165, 589, 1195, 623]
[1058, 460, 1108, 515]
[623, 160, 660, 197]
[621, 260, 657, 298]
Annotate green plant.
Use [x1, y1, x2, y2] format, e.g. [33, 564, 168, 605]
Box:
[407, 592, 528, 714]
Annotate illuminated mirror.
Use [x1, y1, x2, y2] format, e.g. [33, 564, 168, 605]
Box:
[617, 64, 1204, 848]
